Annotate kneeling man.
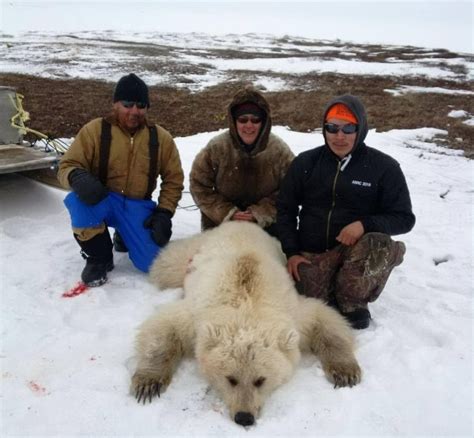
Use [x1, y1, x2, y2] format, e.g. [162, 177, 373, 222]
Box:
[277, 94, 415, 329]
[58, 73, 184, 286]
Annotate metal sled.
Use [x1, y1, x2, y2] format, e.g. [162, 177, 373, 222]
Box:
[0, 142, 59, 174]
[0, 86, 61, 175]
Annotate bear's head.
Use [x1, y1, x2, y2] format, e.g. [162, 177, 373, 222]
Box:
[195, 323, 301, 426]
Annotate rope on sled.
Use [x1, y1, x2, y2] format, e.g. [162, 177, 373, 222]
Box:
[177, 191, 199, 211]
[9, 93, 69, 154]
[177, 202, 199, 211]
[9, 98, 202, 212]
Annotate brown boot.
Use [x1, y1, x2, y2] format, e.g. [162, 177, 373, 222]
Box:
[342, 308, 371, 330]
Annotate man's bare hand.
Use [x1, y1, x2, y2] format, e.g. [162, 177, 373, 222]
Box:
[287, 255, 311, 282]
[336, 221, 364, 246]
[232, 210, 256, 222]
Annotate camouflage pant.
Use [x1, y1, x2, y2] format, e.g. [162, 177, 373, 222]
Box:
[295, 233, 406, 313]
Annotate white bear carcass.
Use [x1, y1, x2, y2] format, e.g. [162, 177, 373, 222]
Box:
[132, 221, 361, 426]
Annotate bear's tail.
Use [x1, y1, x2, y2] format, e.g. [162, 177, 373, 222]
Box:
[149, 232, 207, 290]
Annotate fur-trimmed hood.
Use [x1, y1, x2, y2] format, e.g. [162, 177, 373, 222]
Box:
[227, 86, 272, 155]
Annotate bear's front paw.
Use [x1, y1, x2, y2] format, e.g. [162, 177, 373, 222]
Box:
[131, 371, 172, 404]
[325, 361, 362, 388]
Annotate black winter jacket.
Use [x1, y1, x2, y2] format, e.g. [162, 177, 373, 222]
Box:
[276, 95, 415, 258]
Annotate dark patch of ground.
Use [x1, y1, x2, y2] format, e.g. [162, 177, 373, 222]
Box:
[1, 69, 473, 157]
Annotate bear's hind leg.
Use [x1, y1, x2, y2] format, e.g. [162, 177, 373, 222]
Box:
[131, 300, 195, 403]
[295, 297, 362, 388]
[149, 233, 207, 290]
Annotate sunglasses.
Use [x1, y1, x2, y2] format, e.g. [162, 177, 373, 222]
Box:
[120, 100, 147, 109]
[324, 123, 358, 134]
[237, 116, 262, 124]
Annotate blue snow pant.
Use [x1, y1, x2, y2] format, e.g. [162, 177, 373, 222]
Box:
[64, 191, 160, 272]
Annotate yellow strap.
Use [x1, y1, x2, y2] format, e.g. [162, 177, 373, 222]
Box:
[9, 93, 29, 134]
[9, 93, 68, 153]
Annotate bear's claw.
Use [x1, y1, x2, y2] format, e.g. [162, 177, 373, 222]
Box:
[132, 372, 169, 404]
[135, 382, 162, 404]
[327, 362, 362, 388]
[333, 373, 359, 388]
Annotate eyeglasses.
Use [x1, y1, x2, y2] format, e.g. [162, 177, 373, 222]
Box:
[236, 116, 262, 124]
[324, 123, 358, 134]
[120, 100, 147, 109]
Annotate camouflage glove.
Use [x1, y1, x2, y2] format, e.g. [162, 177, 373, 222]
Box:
[143, 207, 173, 247]
[68, 168, 108, 205]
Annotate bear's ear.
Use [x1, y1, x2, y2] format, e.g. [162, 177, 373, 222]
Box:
[278, 329, 300, 351]
[201, 324, 223, 351]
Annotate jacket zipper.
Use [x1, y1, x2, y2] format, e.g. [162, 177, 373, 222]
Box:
[326, 160, 342, 249]
[123, 135, 134, 196]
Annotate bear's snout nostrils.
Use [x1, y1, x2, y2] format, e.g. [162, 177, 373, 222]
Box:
[235, 411, 255, 426]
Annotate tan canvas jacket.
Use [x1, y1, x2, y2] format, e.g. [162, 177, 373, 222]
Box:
[58, 117, 184, 214]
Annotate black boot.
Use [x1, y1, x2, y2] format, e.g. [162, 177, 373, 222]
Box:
[342, 308, 371, 330]
[113, 230, 128, 253]
[74, 232, 114, 287]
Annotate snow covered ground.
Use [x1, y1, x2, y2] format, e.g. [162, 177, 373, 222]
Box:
[1, 3, 473, 91]
[1, 30, 472, 91]
[1, 126, 473, 436]
[1, 2, 474, 436]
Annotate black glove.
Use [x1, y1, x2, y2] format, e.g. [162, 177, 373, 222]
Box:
[143, 207, 173, 247]
[68, 168, 109, 205]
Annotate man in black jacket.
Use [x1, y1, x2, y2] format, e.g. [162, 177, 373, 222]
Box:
[276, 95, 415, 329]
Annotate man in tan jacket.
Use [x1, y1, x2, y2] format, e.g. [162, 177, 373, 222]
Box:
[189, 86, 294, 237]
[58, 73, 184, 286]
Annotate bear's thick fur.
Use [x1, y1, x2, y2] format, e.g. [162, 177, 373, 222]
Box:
[132, 222, 361, 426]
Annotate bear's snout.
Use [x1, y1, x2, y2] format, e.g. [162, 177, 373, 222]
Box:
[234, 411, 255, 426]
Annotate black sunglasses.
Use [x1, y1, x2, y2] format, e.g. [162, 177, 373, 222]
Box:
[237, 116, 262, 124]
[120, 100, 147, 109]
[324, 123, 358, 134]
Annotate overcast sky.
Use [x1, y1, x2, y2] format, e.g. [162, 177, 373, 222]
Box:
[1, 1, 472, 53]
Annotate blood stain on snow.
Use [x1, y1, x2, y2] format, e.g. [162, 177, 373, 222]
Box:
[28, 380, 48, 395]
